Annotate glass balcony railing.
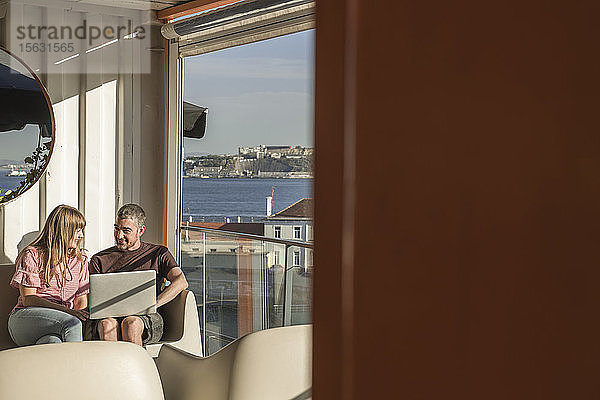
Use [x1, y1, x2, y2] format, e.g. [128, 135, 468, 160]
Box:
[180, 225, 313, 356]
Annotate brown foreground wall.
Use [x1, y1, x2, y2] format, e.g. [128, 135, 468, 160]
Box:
[314, 1, 600, 398]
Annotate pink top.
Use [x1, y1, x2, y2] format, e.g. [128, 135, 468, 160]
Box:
[10, 246, 90, 311]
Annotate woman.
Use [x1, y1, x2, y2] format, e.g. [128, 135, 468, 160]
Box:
[8, 204, 89, 345]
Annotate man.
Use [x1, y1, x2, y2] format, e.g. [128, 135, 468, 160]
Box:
[89, 204, 188, 346]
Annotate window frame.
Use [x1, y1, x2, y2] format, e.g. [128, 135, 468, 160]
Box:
[164, 0, 316, 357]
[166, 0, 315, 260]
[274, 250, 280, 266]
[293, 225, 302, 239]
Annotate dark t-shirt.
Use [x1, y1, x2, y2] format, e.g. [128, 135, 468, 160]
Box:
[89, 242, 178, 295]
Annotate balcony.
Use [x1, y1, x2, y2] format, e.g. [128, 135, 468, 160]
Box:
[180, 225, 313, 356]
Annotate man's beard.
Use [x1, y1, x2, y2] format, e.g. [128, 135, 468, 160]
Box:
[116, 239, 131, 251]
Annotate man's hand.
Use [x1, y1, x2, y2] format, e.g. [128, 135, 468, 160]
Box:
[156, 267, 188, 308]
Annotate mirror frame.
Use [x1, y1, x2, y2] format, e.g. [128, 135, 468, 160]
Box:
[0, 46, 56, 205]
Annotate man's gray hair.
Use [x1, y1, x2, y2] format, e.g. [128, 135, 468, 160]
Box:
[117, 203, 146, 228]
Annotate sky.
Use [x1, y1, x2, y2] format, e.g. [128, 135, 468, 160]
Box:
[0, 125, 41, 164]
[1, 30, 315, 162]
[183, 30, 315, 155]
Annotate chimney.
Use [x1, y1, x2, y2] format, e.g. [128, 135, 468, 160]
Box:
[266, 195, 273, 216]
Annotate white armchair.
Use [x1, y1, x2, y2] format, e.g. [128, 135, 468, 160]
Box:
[0, 341, 165, 400]
[155, 324, 312, 400]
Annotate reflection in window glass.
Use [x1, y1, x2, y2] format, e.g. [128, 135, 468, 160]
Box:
[0, 124, 52, 201]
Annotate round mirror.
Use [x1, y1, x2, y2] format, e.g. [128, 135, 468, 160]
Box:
[0, 47, 54, 204]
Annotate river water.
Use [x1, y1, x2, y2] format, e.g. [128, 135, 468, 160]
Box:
[0, 168, 27, 196]
[182, 177, 313, 222]
[1, 171, 313, 221]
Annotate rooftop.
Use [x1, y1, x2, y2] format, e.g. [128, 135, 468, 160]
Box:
[270, 198, 313, 219]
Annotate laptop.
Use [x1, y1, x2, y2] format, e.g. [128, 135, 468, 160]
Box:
[89, 270, 156, 319]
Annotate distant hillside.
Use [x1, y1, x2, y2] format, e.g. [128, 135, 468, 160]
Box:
[184, 152, 210, 157]
[0, 159, 19, 166]
[184, 151, 313, 178]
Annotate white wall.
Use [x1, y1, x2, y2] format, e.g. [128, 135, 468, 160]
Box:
[85, 81, 117, 254]
[0, 186, 39, 262]
[46, 95, 80, 211]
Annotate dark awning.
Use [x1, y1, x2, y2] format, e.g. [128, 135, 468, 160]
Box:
[162, 0, 314, 58]
[183, 101, 208, 139]
[0, 63, 51, 136]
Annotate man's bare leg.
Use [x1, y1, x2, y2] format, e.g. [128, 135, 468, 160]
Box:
[121, 316, 144, 346]
[98, 318, 119, 341]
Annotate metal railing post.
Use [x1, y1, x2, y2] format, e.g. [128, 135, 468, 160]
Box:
[281, 243, 289, 327]
[202, 231, 206, 355]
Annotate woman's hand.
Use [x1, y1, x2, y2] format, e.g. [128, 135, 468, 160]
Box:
[20, 285, 89, 320]
[72, 294, 89, 321]
[69, 308, 89, 321]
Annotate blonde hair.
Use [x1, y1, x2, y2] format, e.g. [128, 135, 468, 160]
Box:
[26, 205, 86, 287]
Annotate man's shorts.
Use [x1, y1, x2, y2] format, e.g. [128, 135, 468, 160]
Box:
[87, 312, 163, 345]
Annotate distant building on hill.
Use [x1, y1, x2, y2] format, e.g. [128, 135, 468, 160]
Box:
[185, 166, 222, 178]
[238, 144, 313, 159]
